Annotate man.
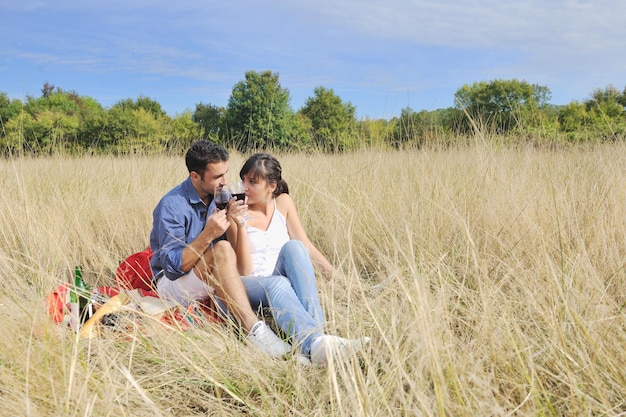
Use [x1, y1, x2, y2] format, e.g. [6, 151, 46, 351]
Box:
[149, 139, 289, 357]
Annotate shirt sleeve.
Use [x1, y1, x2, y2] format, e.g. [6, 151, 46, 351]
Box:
[152, 202, 189, 280]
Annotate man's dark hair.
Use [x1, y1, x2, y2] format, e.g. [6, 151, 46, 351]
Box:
[185, 140, 229, 178]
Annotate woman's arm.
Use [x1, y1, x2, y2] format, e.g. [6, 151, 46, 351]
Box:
[277, 194, 335, 280]
[225, 200, 254, 276]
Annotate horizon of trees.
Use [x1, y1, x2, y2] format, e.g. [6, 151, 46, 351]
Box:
[1, 73, 625, 156]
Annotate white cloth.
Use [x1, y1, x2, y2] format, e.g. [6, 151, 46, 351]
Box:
[246, 199, 290, 277]
[156, 268, 214, 307]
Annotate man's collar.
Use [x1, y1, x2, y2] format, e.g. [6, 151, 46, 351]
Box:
[183, 177, 202, 204]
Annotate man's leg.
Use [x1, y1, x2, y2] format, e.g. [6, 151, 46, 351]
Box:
[194, 241, 258, 332]
[194, 241, 291, 357]
[155, 269, 215, 307]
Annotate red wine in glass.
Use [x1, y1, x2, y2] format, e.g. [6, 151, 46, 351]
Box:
[227, 181, 248, 222]
[230, 181, 246, 203]
[214, 186, 230, 211]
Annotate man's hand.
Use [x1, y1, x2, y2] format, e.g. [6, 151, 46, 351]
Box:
[204, 208, 229, 240]
[181, 208, 229, 273]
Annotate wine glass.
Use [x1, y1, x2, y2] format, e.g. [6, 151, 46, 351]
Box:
[228, 180, 249, 223]
[214, 185, 231, 211]
[229, 180, 246, 202]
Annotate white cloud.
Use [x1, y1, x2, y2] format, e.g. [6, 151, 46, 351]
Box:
[286, 0, 626, 67]
[2, 0, 624, 115]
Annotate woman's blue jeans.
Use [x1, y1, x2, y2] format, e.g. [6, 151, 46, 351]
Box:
[241, 240, 325, 355]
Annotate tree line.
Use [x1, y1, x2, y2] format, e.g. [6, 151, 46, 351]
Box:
[1, 71, 625, 156]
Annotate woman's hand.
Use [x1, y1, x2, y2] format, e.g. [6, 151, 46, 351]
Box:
[227, 197, 248, 225]
[224, 197, 254, 276]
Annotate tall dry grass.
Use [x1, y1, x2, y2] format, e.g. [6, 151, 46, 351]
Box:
[0, 143, 624, 416]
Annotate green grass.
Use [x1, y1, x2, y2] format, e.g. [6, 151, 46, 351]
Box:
[1, 142, 625, 416]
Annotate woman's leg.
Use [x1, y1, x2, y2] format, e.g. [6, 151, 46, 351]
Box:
[274, 240, 325, 329]
[242, 274, 323, 355]
[240, 275, 268, 312]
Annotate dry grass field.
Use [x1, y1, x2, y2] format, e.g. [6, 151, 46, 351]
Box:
[0, 142, 624, 416]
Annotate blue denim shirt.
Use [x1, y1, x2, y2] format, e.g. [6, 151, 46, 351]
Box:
[149, 177, 219, 281]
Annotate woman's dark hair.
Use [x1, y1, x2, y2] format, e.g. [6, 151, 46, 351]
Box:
[240, 153, 289, 197]
[185, 140, 229, 179]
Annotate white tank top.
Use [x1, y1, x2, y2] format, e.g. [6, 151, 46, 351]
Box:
[246, 199, 290, 277]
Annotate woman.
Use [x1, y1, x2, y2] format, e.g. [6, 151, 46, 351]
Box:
[225, 153, 369, 365]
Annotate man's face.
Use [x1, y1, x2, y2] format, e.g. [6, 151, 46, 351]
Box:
[194, 160, 229, 197]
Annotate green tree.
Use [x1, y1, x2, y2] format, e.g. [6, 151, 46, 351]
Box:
[192, 102, 225, 141]
[99, 96, 174, 153]
[136, 96, 166, 118]
[299, 86, 357, 151]
[41, 81, 55, 98]
[584, 85, 626, 138]
[454, 79, 551, 134]
[619, 86, 626, 108]
[586, 85, 623, 118]
[25, 88, 80, 115]
[75, 96, 107, 150]
[390, 107, 459, 148]
[0, 92, 22, 124]
[164, 110, 202, 152]
[4, 88, 83, 152]
[391, 107, 421, 148]
[2, 113, 29, 154]
[103, 104, 164, 153]
[114, 96, 166, 119]
[558, 101, 591, 133]
[4, 110, 78, 153]
[225, 70, 297, 151]
[357, 117, 391, 149]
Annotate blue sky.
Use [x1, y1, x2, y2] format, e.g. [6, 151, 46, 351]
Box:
[2, 0, 625, 119]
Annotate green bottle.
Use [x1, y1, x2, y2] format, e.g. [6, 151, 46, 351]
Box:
[74, 265, 90, 323]
[69, 269, 80, 331]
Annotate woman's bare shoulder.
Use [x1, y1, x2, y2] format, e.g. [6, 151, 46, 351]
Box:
[276, 193, 294, 203]
[276, 194, 296, 213]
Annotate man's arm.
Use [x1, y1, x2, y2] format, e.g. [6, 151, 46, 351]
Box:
[181, 208, 230, 273]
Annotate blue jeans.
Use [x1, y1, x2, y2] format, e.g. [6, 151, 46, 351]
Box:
[242, 240, 325, 355]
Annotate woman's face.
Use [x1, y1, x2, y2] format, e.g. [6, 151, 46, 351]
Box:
[242, 173, 275, 205]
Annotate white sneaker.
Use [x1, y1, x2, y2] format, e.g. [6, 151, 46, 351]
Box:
[310, 335, 371, 365]
[247, 321, 292, 358]
[294, 354, 312, 366]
